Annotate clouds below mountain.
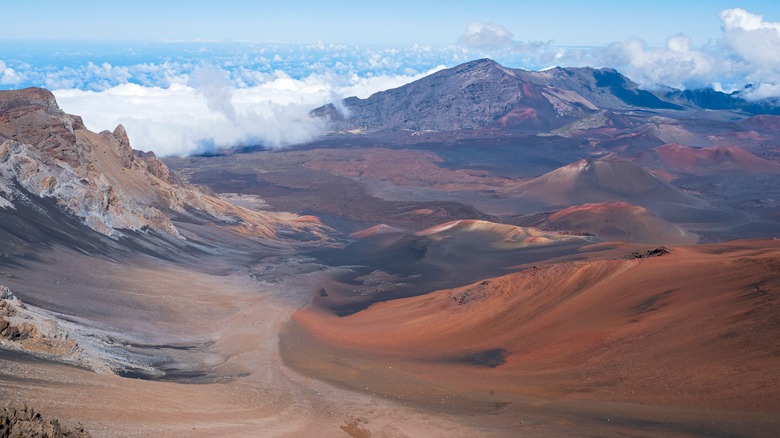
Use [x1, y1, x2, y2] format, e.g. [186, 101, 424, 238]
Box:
[53, 66, 444, 156]
[2, 8, 779, 156]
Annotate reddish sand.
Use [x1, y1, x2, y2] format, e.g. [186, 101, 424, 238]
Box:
[741, 115, 780, 131]
[349, 224, 406, 239]
[286, 240, 780, 435]
[504, 158, 694, 207]
[303, 147, 512, 191]
[655, 143, 780, 175]
[546, 202, 698, 245]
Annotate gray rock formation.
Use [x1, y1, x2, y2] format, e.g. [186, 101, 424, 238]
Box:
[0, 88, 330, 242]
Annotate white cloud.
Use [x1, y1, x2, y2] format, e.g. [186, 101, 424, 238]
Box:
[52, 66, 446, 156]
[458, 9, 780, 99]
[458, 21, 549, 53]
[339, 66, 446, 99]
[458, 22, 516, 50]
[718, 8, 780, 99]
[585, 35, 719, 90]
[0, 61, 23, 85]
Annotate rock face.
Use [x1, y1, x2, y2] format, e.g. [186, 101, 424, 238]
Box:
[0, 88, 328, 241]
[0, 285, 138, 375]
[0, 402, 91, 438]
[312, 59, 684, 133]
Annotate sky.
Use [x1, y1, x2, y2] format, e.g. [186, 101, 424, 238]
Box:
[3, 1, 778, 46]
[1, 2, 780, 156]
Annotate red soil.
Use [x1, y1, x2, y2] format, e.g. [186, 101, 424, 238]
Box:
[655, 143, 780, 175]
[290, 240, 780, 412]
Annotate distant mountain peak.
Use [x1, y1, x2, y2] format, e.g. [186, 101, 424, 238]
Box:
[312, 59, 688, 136]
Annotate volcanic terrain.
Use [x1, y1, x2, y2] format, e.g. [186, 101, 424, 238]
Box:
[2, 58, 780, 437]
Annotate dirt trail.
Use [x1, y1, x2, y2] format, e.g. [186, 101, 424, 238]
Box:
[0, 254, 478, 437]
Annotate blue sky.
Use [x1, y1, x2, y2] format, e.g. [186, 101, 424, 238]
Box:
[3, 1, 779, 46]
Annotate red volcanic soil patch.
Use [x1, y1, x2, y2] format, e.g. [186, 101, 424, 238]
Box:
[296, 215, 324, 224]
[408, 208, 434, 215]
[713, 130, 769, 141]
[503, 158, 697, 210]
[740, 114, 780, 131]
[497, 107, 537, 127]
[546, 202, 697, 245]
[349, 224, 406, 239]
[287, 240, 780, 415]
[302, 148, 511, 191]
[655, 143, 780, 175]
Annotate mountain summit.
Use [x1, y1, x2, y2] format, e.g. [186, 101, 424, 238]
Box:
[312, 59, 684, 134]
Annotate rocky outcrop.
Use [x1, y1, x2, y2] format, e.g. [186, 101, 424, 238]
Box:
[0, 285, 92, 371]
[112, 124, 134, 169]
[0, 138, 181, 238]
[0, 88, 330, 242]
[0, 402, 91, 438]
[0, 285, 162, 375]
[133, 149, 170, 181]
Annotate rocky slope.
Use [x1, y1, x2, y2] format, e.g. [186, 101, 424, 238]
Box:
[0, 284, 162, 375]
[0, 88, 328, 243]
[312, 59, 688, 134]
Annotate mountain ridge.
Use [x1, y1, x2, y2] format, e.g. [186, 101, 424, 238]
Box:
[0, 87, 330, 248]
[312, 58, 777, 136]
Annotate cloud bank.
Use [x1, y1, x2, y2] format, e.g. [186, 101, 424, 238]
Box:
[459, 8, 780, 99]
[53, 65, 445, 156]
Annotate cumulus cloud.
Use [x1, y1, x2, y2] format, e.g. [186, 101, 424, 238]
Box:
[579, 35, 720, 90]
[458, 21, 549, 53]
[0, 61, 23, 85]
[458, 22, 516, 50]
[718, 8, 780, 98]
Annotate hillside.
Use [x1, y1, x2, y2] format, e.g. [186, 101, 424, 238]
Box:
[312, 59, 688, 134]
[0, 88, 329, 253]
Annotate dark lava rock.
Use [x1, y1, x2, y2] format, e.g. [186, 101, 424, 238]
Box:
[626, 247, 670, 259]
